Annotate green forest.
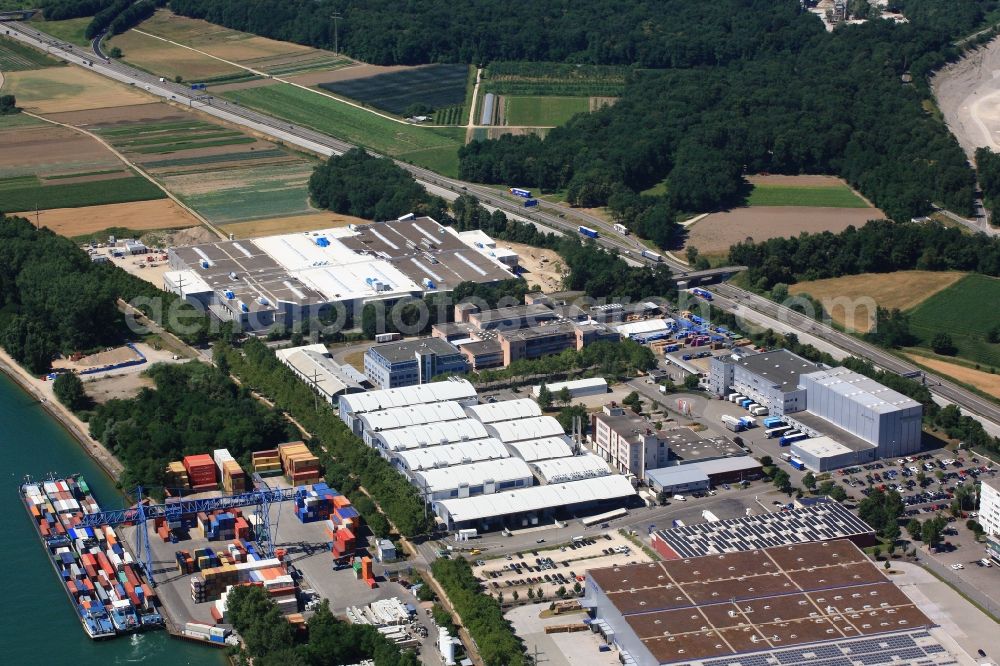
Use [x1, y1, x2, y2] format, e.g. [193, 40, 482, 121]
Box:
[0, 215, 212, 375]
[158, 0, 995, 225]
[88, 362, 296, 491]
[728, 218, 1000, 291]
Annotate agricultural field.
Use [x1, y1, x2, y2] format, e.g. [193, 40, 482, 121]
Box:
[32, 17, 92, 47]
[13, 199, 199, 237]
[746, 175, 868, 208]
[223, 212, 368, 238]
[788, 271, 967, 333]
[317, 63, 470, 117]
[907, 273, 1000, 368]
[904, 354, 1000, 398]
[1, 67, 154, 113]
[0, 35, 63, 71]
[219, 83, 465, 176]
[684, 206, 883, 256]
[482, 61, 629, 96]
[107, 29, 244, 83]
[90, 113, 325, 225]
[0, 121, 164, 212]
[129, 10, 350, 76]
[503, 95, 590, 126]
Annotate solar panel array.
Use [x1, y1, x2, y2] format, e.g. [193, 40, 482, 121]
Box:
[691, 630, 956, 666]
[654, 501, 874, 559]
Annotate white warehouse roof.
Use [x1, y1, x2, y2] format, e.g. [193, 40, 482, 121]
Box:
[360, 401, 467, 433]
[339, 378, 476, 415]
[531, 454, 610, 484]
[436, 475, 636, 523]
[275, 344, 364, 398]
[414, 458, 533, 494]
[800, 367, 921, 413]
[531, 377, 607, 397]
[464, 398, 542, 424]
[487, 416, 566, 443]
[375, 419, 491, 452]
[505, 436, 575, 462]
[395, 438, 510, 471]
[615, 318, 673, 338]
[791, 435, 854, 458]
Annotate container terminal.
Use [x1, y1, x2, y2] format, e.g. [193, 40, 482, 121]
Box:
[19, 474, 164, 639]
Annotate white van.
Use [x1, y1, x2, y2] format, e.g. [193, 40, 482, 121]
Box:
[673, 494, 687, 502]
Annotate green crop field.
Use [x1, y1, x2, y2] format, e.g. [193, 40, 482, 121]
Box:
[0, 113, 45, 129]
[34, 17, 92, 47]
[0, 36, 62, 71]
[318, 64, 470, 117]
[96, 119, 258, 154]
[907, 274, 1000, 368]
[504, 96, 590, 126]
[747, 183, 868, 207]
[219, 83, 464, 176]
[482, 61, 629, 96]
[0, 173, 164, 212]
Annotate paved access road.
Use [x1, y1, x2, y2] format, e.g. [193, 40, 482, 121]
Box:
[711, 283, 1000, 429]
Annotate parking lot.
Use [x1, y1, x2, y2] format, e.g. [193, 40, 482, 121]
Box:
[471, 531, 651, 603]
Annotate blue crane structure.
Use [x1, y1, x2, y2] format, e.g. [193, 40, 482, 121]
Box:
[78, 479, 306, 587]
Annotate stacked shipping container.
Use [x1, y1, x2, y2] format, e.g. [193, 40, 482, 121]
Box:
[164, 461, 189, 490]
[252, 449, 282, 476]
[183, 454, 217, 491]
[278, 441, 321, 485]
[213, 449, 247, 493]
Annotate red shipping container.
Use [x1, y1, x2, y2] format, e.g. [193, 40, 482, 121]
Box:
[142, 583, 156, 602]
[123, 565, 139, 589]
[96, 552, 115, 577]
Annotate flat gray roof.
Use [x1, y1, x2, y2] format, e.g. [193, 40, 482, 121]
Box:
[660, 428, 743, 464]
[646, 465, 709, 486]
[369, 337, 462, 363]
[733, 349, 820, 390]
[787, 410, 878, 453]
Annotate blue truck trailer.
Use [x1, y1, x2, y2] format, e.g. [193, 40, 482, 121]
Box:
[578, 226, 599, 239]
[509, 187, 532, 198]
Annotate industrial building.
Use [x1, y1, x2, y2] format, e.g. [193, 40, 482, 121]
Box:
[531, 377, 608, 400]
[659, 428, 744, 466]
[644, 466, 710, 495]
[364, 337, 466, 389]
[371, 418, 491, 456]
[412, 457, 533, 501]
[529, 454, 611, 484]
[981, 477, 1000, 541]
[166, 216, 517, 330]
[649, 500, 876, 559]
[338, 377, 478, 436]
[274, 344, 366, 403]
[708, 349, 820, 416]
[591, 404, 668, 477]
[464, 397, 541, 424]
[709, 350, 923, 468]
[583, 540, 947, 666]
[431, 299, 620, 368]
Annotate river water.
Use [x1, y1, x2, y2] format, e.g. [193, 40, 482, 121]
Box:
[0, 371, 222, 665]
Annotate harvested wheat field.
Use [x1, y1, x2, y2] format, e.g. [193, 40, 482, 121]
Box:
[1, 67, 154, 113]
[684, 206, 884, 255]
[223, 212, 370, 237]
[906, 353, 1000, 398]
[108, 29, 243, 82]
[44, 102, 189, 127]
[789, 271, 967, 333]
[14, 199, 200, 237]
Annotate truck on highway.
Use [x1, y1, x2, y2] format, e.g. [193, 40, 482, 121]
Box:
[578, 226, 599, 239]
[613, 223, 628, 235]
[524, 198, 538, 207]
[641, 249, 662, 262]
[509, 187, 532, 198]
[691, 287, 713, 301]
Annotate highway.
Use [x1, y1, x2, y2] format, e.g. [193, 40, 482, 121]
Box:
[5, 21, 999, 430]
[711, 283, 1000, 428]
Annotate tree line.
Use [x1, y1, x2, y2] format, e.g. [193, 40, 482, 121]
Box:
[215, 338, 435, 537]
[87, 362, 296, 492]
[728, 219, 1000, 292]
[0, 215, 212, 375]
[225, 586, 418, 666]
[975, 147, 1000, 219]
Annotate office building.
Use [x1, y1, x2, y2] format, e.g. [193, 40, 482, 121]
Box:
[531, 377, 608, 399]
[591, 404, 668, 477]
[364, 337, 466, 389]
[981, 477, 1000, 539]
[583, 540, 948, 666]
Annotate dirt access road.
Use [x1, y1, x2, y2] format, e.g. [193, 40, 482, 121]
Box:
[933, 35, 1000, 158]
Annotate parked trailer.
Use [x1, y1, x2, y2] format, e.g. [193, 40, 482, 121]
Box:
[752, 406, 769, 416]
[765, 426, 792, 439]
[578, 226, 599, 239]
[581, 507, 627, 526]
[778, 432, 807, 447]
[509, 188, 532, 198]
[789, 458, 806, 471]
[780, 452, 793, 461]
[691, 287, 713, 301]
[374, 332, 401, 343]
[762, 416, 784, 428]
[672, 519, 685, 528]
[613, 223, 629, 235]
[727, 392, 741, 402]
[730, 394, 744, 403]
[721, 415, 745, 432]
[641, 249, 663, 262]
[701, 510, 720, 522]
[740, 399, 753, 409]
[738, 416, 756, 428]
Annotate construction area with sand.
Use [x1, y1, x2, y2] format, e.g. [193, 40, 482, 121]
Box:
[905, 353, 1000, 398]
[15, 199, 201, 237]
[0, 67, 155, 114]
[932, 35, 1000, 158]
[503, 242, 565, 293]
[684, 206, 884, 255]
[788, 271, 968, 333]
